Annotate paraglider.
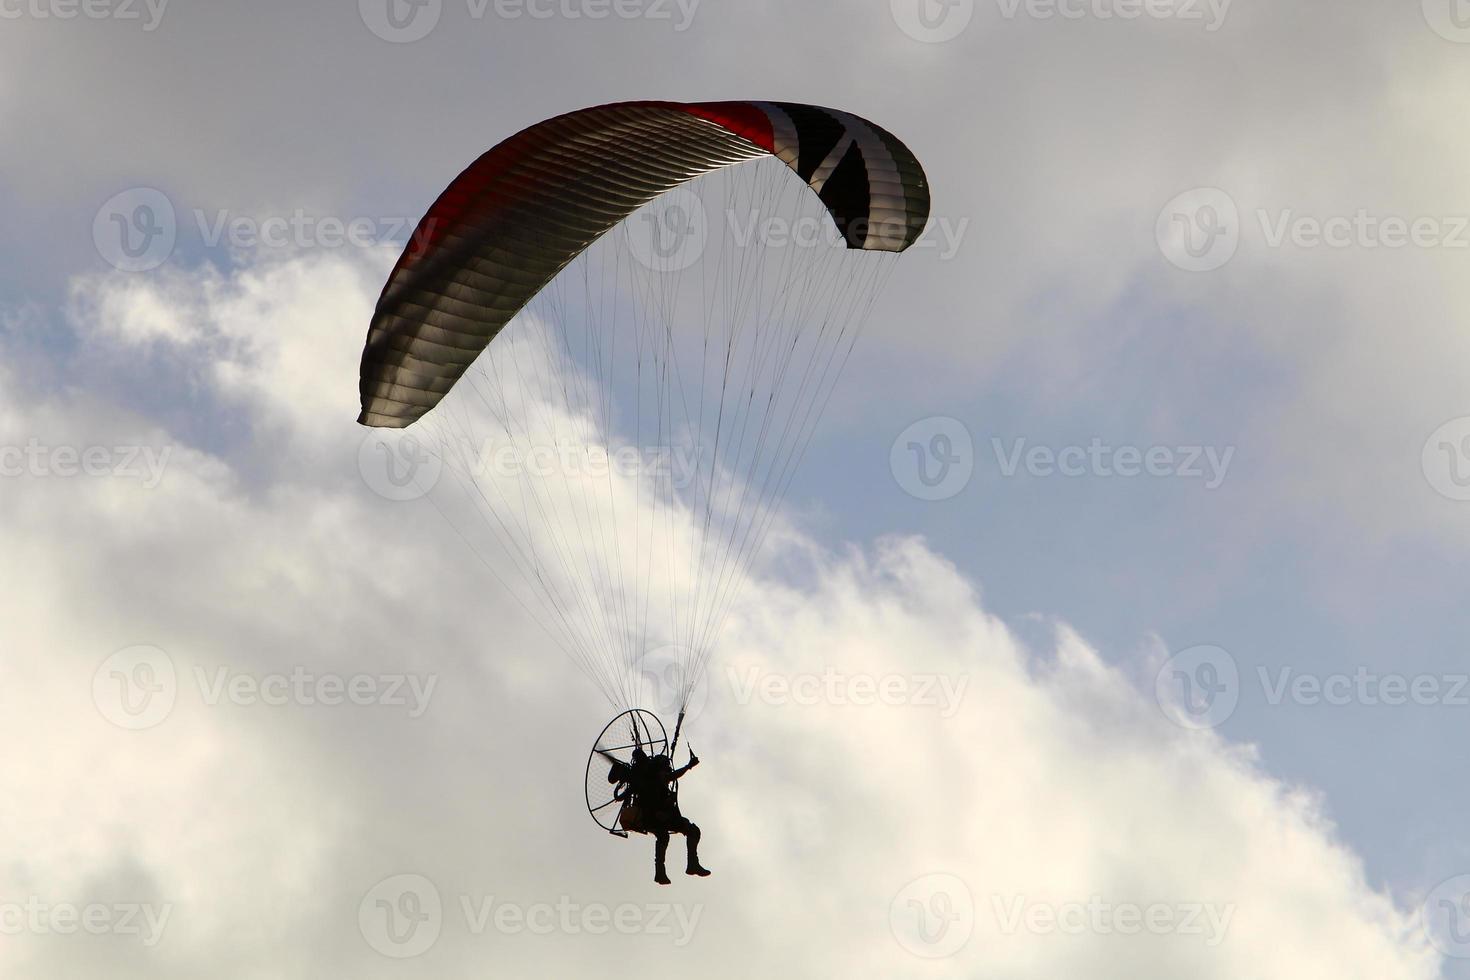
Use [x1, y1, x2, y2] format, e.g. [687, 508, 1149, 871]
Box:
[588, 709, 708, 883]
[356, 101, 929, 873]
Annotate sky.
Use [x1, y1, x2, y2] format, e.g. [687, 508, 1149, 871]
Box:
[3, 0, 1470, 976]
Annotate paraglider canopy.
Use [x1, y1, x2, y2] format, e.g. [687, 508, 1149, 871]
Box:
[358, 100, 929, 429]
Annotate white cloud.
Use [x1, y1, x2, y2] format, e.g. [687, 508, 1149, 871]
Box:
[70, 271, 206, 346]
[0, 252, 1441, 977]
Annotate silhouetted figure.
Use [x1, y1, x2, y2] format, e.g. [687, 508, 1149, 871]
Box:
[610, 747, 710, 884]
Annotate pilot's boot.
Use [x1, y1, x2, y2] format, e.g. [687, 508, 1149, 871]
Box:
[654, 833, 671, 885]
[685, 823, 711, 877]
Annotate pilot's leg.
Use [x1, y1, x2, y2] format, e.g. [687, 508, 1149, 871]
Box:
[653, 831, 671, 885]
[673, 817, 709, 876]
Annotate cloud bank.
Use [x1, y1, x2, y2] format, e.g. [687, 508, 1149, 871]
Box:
[0, 249, 1441, 977]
